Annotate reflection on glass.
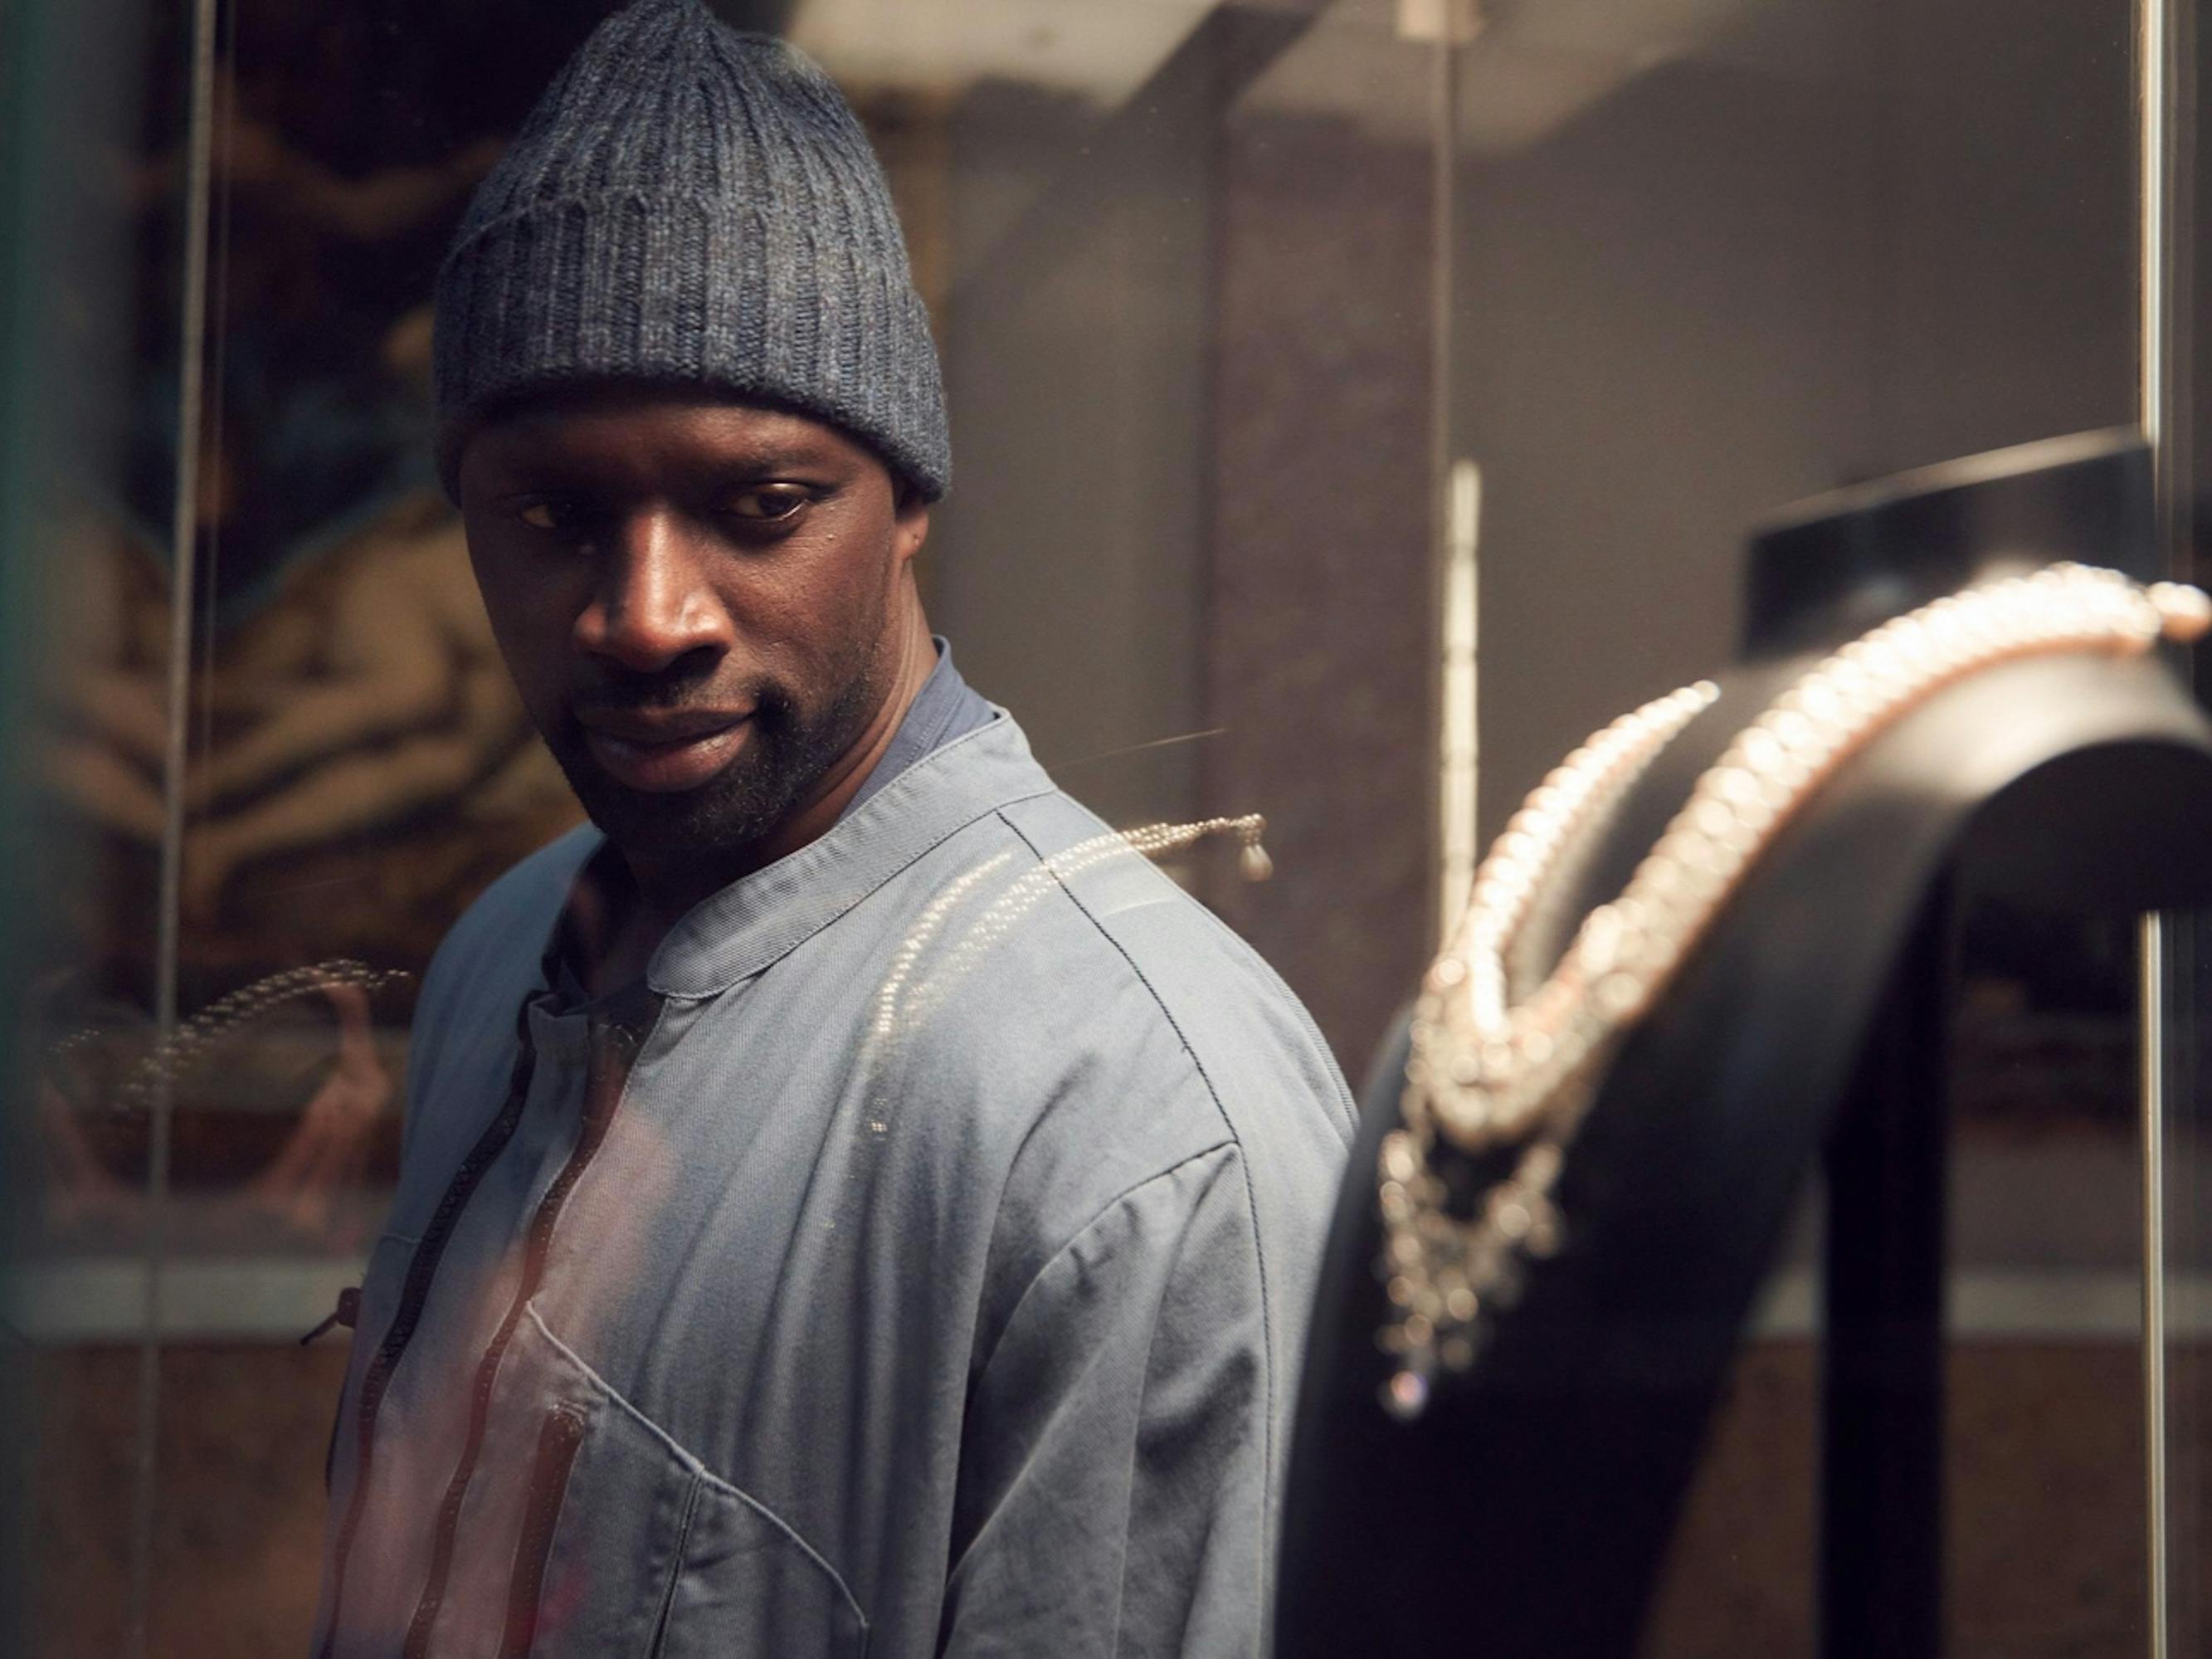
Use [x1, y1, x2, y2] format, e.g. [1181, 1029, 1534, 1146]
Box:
[7, 1, 1446, 1649]
[1, 0, 2192, 1651]
[1439, 2, 2159, 1655]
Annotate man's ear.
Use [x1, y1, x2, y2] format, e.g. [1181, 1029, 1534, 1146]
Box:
[893, 480, 931, 564]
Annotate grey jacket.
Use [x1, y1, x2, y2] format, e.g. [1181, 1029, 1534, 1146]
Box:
[312, 711, 1355, 1658]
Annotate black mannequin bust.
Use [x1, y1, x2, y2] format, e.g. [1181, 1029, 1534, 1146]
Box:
[1277, 431, 2212, 1657]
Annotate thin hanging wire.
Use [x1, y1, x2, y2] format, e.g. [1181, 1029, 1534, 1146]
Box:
[1425, 3, 1460, 952]
[127, 0, 221, 1647]
[2143, 912, 2172, 1659]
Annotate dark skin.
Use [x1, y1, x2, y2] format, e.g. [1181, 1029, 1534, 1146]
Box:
[458, 384, 936, 995]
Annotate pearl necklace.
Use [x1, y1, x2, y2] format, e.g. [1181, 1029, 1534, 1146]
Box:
[1377, 563, 2212, 1419]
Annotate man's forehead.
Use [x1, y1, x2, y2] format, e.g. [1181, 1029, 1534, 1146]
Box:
[461, 383, 870, 483]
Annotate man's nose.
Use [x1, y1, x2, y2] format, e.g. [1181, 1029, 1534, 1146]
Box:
[572, 510, 731, 672]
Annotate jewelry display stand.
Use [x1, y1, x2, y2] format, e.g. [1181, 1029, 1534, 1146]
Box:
[1276, 432, 2212, 1657]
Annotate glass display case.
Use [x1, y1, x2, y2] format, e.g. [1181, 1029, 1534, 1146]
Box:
[0, 0, 2205, 1652]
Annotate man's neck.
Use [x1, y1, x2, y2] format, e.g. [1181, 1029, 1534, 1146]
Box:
[584, 604, 938, 997]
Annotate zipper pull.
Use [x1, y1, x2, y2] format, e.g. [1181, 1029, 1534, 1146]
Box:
[300, 1286, 362, 1347]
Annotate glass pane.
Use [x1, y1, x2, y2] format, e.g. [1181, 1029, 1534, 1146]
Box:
[1442, 2, 2149, 1654]
[2166, 1, 2212, 1642]
[8, 0, 2177, 1649]
[916, 0, 1446, 1065]
[3, 0, 197, 1652]
[4, 0, 1445, 1647]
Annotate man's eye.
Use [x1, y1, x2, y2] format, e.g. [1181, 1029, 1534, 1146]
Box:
[725, 485, 812, 522]
[518, 500, 582, 534]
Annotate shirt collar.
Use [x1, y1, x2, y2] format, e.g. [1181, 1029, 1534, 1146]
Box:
[643, 709, 1054, 999]
[837, 635, 994, 822]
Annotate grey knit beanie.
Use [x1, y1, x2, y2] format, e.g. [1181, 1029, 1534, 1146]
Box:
[432, 0, 950, 500]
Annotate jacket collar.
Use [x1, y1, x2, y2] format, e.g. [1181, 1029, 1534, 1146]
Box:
[642, 710, 1055, 999]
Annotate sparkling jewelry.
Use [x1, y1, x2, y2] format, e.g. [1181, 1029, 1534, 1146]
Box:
[42, 959, 410, 1117]
[871, 813, 1269, 1041]
[1377, 564, 2212, 1420]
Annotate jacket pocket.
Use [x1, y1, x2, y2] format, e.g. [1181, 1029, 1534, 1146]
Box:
[470, 1305, 870, 1659]
[646, 1470, 870, 1659]
[501, 1403, 587, 1659]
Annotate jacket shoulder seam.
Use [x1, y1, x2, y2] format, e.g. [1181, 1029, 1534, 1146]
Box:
[973, 1138, 1242, 1384]
[994, 810, 1281, 1527]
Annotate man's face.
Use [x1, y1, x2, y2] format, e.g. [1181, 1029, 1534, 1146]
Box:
[458, 387, 928, 865]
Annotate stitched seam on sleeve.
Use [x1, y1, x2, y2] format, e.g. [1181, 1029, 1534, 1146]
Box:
[995, 810, 1283, 1542]
[1172, 897, 1359, 1136]
[1123, 1142, 1256, 1657]
[973, 1140, 1239, 1384]
[950, 1143, 1252, 1614]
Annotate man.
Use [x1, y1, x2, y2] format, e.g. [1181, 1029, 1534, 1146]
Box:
[311, 3, 1355, 1654]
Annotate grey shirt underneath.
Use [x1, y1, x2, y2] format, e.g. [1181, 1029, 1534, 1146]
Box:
[313, 702, 1355, 1658]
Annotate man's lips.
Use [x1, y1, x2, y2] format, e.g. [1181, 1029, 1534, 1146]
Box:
[576, 710, 753, 793]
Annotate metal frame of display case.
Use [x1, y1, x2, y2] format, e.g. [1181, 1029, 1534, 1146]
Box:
[2142, 0, 2199, 1649]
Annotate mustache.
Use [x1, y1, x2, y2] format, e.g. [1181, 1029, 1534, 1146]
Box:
[568, 672, 782, 719]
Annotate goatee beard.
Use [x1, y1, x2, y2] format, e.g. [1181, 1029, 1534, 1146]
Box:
[552, 666, 880, 866]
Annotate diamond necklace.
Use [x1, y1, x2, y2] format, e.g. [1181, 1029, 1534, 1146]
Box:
[1376, 563, 2212, 1419]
